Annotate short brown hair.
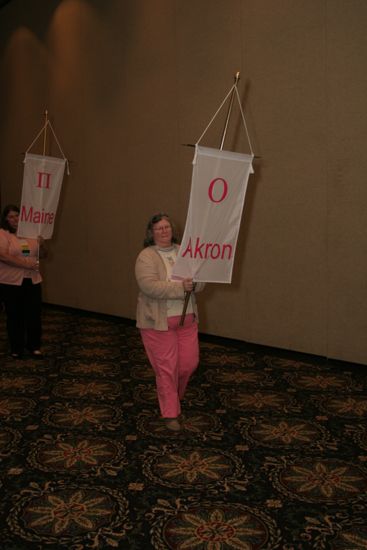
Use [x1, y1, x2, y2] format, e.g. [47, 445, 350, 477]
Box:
[143, 212, 179, 247]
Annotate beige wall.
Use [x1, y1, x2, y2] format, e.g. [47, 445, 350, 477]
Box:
[1, 0, 366, 364]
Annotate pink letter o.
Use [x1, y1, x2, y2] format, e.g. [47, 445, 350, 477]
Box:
[208, 178, 228, 203]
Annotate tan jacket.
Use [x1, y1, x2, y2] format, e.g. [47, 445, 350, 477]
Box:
[135, 245, 204, 330]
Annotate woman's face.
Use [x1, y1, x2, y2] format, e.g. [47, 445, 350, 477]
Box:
[6, 210, 19, 232]
[152, 218, 173, 248]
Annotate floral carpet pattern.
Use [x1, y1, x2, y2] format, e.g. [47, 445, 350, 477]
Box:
[0, 305, 367, 549]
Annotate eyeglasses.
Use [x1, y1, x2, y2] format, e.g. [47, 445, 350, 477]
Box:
[153, 225, 171, 232]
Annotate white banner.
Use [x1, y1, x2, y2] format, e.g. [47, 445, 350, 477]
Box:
[17, 153, 66, 239]
[172, 146, 253, 283]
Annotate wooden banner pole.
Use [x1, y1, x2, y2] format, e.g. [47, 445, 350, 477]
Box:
[179, 72, 240, 326]
[42, 110, 48, 156]
[219, 71, 240, 150]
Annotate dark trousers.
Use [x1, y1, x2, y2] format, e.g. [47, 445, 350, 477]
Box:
[0, 279, 42, 354]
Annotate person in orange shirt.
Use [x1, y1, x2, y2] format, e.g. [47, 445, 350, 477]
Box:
[0, 204, 47, 358]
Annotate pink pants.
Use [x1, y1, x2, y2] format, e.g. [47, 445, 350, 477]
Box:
[140, 314, 199, 418]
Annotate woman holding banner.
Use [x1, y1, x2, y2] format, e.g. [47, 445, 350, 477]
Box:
[0, 204, 47, 359]
[135, 213, 204, 432]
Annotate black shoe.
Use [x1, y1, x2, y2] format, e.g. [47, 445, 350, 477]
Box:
[31, 350, 44, 359]
[10, 352, 23, 359]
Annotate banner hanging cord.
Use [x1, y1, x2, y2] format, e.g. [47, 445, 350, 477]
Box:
[25, 122, 47, 155]
[47, 120, 70, 175]
[25, 119, 70, 175]
[196, 81, 254, 156]
[196, 84, 236, 146]
[234, 86, 254, 157]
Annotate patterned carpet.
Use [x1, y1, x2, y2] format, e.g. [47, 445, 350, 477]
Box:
[0, 304, 366, 549]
